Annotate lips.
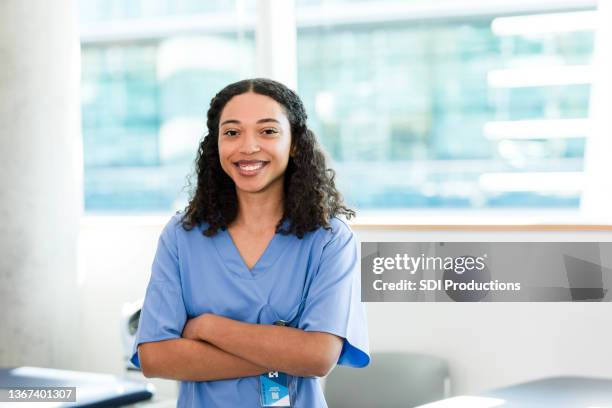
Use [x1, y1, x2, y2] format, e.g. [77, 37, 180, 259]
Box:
[233, 160, 269, 176]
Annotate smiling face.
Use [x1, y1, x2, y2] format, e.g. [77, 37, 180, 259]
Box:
[218, 92, 292, 197]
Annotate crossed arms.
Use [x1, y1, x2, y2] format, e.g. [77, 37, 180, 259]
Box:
[138, 313, 343, 381]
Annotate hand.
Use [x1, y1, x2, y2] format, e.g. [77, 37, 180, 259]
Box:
[181, 313, 211, 340]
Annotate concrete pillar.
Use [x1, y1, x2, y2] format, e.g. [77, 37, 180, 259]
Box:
[0, 0, 82, 368]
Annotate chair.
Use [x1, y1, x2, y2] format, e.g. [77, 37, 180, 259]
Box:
[324, 352, 450, 408]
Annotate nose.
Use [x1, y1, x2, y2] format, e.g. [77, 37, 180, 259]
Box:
[239, 131, 260, 154]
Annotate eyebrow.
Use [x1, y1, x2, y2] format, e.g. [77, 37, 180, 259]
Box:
[220, 118, 281, 127]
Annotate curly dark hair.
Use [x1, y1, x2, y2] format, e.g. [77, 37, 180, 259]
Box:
[179, 78, 354, 239]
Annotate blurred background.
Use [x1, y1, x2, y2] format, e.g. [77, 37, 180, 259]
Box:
[78, 0, 610, 221]
[1, 0, 612, 406]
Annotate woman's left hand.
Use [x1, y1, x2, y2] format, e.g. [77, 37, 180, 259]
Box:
[182, 313, 212, 340]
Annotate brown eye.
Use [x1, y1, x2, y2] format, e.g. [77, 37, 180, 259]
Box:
[262, 128, 278, 135]
[223, 129, 239, 137]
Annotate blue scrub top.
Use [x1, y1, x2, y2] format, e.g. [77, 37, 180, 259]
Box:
[131, 212, 370, 407]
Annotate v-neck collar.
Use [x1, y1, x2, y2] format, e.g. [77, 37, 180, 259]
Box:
[211, 220, 292, 279]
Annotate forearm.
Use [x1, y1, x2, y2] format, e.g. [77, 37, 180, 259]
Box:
[193, 315, 341, 377]
[138, 338, 268, 381]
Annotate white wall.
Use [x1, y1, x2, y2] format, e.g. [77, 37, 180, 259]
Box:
[77, 218, 612, 398]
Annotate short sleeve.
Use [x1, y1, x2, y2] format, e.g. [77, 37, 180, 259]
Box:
[130, 215, 187, 368]
[299, 219, 370, 368]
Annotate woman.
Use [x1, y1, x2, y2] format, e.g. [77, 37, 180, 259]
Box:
[131, 78, 370, 407]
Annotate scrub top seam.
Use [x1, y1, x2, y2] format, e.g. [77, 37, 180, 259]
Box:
[210, 227, 294, 281]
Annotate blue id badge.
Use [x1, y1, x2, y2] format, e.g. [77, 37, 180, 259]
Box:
[259, 320, 291, 407]
[259, 370, 291, 407]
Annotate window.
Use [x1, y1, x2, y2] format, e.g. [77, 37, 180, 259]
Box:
[80, 1, 256, 212]
[295, 3, 595, 209]
[79, 0, 599, 216]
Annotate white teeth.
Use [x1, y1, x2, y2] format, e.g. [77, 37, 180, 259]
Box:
[239, 162, 264, 171]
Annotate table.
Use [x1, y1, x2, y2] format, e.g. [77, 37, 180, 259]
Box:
[0, 366, 154, 407]
[417, 376, 612, 408]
